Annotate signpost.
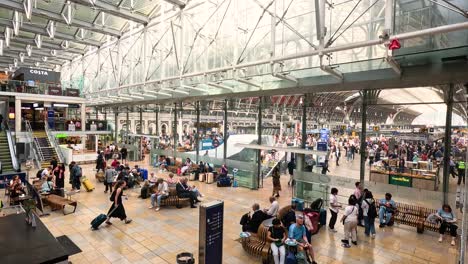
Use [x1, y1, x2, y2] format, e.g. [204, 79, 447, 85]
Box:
[199, 200, 224, 264]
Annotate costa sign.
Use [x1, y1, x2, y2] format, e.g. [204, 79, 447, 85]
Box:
[29, 69, 49, 75]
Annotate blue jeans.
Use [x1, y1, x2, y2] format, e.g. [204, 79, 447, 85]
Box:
[379, 207, 392, 224]
[151, 193, 168, 207]
[364, 216, 375, 235]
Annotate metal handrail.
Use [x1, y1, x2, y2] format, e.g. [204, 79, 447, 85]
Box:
[44, 121, 65, 164]
[25, 120, 44, 167]
[5, 125, 20, 171]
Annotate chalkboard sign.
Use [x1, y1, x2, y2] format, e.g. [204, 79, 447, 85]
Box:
[199, 200, 224, 264]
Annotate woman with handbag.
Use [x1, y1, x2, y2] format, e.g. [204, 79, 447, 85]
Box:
[437, 204, 457, 246]
[341, 196, 359, 248]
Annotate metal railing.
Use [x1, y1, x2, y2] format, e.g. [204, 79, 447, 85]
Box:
[3, 122, 20, 171]
[0, 80, 82, 97]
[25, 120, 44, 168]
[44, 121, 65, 164]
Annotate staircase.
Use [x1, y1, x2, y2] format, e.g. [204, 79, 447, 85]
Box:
[0, 131, 14, 172]
[33, 131, 58, 169]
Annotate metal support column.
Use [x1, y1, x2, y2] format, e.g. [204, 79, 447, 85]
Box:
[196, 101, 200, 163]
[296, 95, 307, 171]
[95, 107, 98, 120]
[256, 97, 263, 189]
[223, 99, 228, 161]
[173, 103, 177, 153]
[114, 110, 118, 142]
[443, 84, 454, 204]
[155, 106, 159, 135]
[139, 107, 143, 134]
[126, 107, 129, 143]
[359, 90, 368, 185]
[460, 129, 468, 264]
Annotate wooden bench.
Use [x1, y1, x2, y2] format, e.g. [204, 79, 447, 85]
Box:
[375, 201, 451, 234]
[160, 188, 191, 208]
[43, 194, 77, 215]
[241, 224, 270, 263]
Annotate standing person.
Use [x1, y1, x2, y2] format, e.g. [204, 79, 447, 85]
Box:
[50, 157, 58, 170]
[437, 204, 457, 246]
[457, 159, 465, 185]
[354, 182, 364, 226]
[335, 146, 341, 166]
[96, 151, 105, 173]
[267, 218, 287, 264]
[321, 159, 330, 175]
[361, 191, 377, 238]
[70, 162, 82, 192]
[104, 165, 116, 193]
[341, 196, 359, 248]
[272, 166, 281, 198]
[287, 158, 295, 186]
[53, 163, 66, 189]
[149, 178, 169, 211]
[120, 145, 128, 164]
[106, 180, 132, 225]
[329, 188, 342, 232]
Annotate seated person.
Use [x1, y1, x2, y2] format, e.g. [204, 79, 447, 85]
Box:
[378, 193, 396, 227]
[134, 165, 142, 178]
[166, 173, 178, 187]
[198, 161, 207, 173]
[181, 158, 193, 175]
[9, 176, 25, 199]
[281, 204, 296, 227]
[149, 178, 169, 211]
[437, 204, 458, 246]
[289, 215, 317, 264]
[267, 218, 287, 264]
[246, 203, 268, 233]
[176, 177, 199, 208]
[149, 173, 158, 185]
[41, 176, 55, 193]
[264, 196, 279, 217]
[219, 164, 228, 177]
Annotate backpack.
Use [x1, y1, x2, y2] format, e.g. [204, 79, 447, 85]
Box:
[310, 198, 323, 212]
[140, 186, 149, 199]
[36, 169, 44, 178]
[239, 212, 250, 226]
[296, 251, 310, 264]
[365, 199, 377, 219]
[285, 251, 297, 264]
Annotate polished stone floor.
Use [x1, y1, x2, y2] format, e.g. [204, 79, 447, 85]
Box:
[3, 157, 461, 264]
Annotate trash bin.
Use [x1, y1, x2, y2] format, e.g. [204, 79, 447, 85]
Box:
[176, 252, 194, 264]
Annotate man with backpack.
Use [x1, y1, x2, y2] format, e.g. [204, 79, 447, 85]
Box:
[361, 191, 377, 238]
[70, 162, 82, 192]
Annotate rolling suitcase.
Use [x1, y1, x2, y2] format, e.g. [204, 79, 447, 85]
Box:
[206, 173, 214, 184]
[95, 171, 105, 182]
[82, 177, 95, 192]
[291, 198, 304, 211]
[91, 205, 119, 230]
[199, 173, 206, 182]
[319, 208, 327, 226]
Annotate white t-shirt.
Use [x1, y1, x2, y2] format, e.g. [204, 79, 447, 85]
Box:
[329, 194, 339, 213]
[267, 200, 279, 216]
[343, 205, 358, 223]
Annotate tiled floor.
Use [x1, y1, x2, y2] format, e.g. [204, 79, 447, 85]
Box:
[3, 157, 461, 264]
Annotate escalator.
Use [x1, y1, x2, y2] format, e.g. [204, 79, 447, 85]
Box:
[0, 131, 14, 172]
[32, 131, 59, 169]
[0, 127, 19, 173]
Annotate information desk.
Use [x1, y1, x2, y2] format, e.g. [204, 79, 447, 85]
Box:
[0, 213, 69, 264]
[370, 170, 438, 191]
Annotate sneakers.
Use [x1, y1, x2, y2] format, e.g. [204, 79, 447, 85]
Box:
[342, 243, 351, 248]
[379, 223, 385, 228]
[76, 190, 80, 193]
[155, 207, 160, 211]
[371, 234, 376, 239]
[451, 239, 456, 246]
[329, 227, 337, 233]
[438, 236, 443, 243]
[124, 219, 132, 224]
[148, 206, 154, 209]
[352, 241, 357, 245]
